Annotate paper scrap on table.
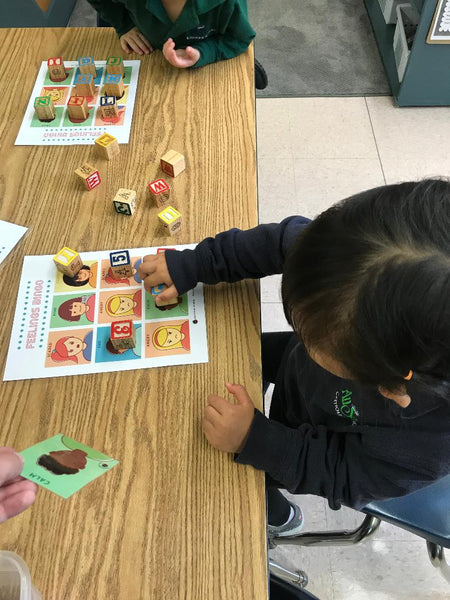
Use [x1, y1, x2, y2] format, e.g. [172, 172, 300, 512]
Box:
[20, 434, 118, 498]
[0, 221, 27, 266]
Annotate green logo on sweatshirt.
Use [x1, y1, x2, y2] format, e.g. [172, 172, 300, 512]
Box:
[333, 389, 359, 424]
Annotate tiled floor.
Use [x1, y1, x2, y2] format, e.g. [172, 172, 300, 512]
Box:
[257, 96, 450, 599]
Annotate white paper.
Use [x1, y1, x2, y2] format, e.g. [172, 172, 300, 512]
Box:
[0, 220, 28, 265]
[4, 245, 208, 381]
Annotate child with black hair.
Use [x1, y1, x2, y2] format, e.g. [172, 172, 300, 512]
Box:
[137, 179, 450, 537]
[87, 0, 256, 71]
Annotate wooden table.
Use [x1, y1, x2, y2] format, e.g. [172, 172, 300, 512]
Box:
[0, 28, 266, 600]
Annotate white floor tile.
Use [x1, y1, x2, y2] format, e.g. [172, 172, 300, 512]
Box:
[261, 302, 290, 332]
[256, 98, 293, 159]
[260, 275, 282, 303]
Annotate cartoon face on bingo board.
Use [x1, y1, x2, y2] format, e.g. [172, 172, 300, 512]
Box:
[54, 261, 98, 292]
[97, 289, 142, 323]
[46, 329, 93, 367]
[50, 293, 96, 327]
[95, 324, 142, 363]
[144, 291, 188, 320]
[100, 257, 143, 288]
[145, 320, 191, 358]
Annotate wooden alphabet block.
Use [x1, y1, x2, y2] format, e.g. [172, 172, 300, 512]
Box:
[75, 163, 101, 190]
[113, 189, 136, 215]
[151, 283, 166, 296]
[34, 96, 55, 122]
[67, 96, 89, 120]
[47, 57, 66, 82]
[95, 133, 120, 160]
[109, 250, 133, 278]
[53, 247, 83, 277]
[99, 95, 119, 119]
[78, 56, 97, 77]
[110, 320, 136, 350]
[160, 150, 185, 178]
[158, 206, 182, 236]
[74, 73, 95, 97]
[104, 74, 124, 99]
[106, 56, 125, 76]
[148, 179, 170, 207]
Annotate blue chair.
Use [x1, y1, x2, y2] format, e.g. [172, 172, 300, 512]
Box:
[269, 475, 450, 589]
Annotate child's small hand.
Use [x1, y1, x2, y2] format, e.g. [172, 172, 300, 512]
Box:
[203, 383, 255, 453]
[162, 38, 200, 68]
[120, 27, 153, 55]
[0, 448, 38, 523]
[138, 252, 179, 302]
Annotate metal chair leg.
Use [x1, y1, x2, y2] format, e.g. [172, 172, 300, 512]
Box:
[269, 560, 308, 588]
[427, 542, 450, 583]
[270, 514, 382, 548]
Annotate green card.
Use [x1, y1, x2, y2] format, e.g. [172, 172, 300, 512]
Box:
[20, 434, 118, 498]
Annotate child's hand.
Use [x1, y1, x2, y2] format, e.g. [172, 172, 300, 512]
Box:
[162, 38, 200, 68]
[203, 383, 255, 453]
[120, 27, 153, 55]
[0, 448, 38, 523]
[138, 252, 179, 302]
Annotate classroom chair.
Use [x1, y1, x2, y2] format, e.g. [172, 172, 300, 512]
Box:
[268, 474, 450, 589]
[270, 573, 320, 599]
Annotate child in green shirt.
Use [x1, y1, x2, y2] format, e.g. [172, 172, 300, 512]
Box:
[87, 0, 257, 71]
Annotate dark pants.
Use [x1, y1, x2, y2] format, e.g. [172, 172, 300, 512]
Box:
[262, 332, 297, 526]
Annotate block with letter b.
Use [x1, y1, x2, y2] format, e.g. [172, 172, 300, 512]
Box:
[109, 250, 133, 278]
[158, 206, 182, 236]
[110, 320, 136, 350]
[53, 247, 83, 277]
[148, 178, 170, 207]
[106, 56, 124, 76]
[47, 57, 66, 82]
[113, 189, 136, 215]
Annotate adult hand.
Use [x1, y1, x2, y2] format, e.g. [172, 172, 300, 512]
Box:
[0, 447, 38, 524]
[203, 383, 255, 453]
[120, 27, 153, 55]
[162, 38, 200, 68]
[137, 252, 179, 301]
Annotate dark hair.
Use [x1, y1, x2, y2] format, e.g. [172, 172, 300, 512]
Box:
[62, 266, 90, 287]
[282, 179, 450, 398]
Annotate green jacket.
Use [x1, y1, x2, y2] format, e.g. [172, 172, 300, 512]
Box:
[87, 0, 255, 67]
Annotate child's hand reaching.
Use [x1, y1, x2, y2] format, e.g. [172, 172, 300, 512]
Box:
[203, 384, 255, 453]
[120, 27, 153, 55]
[137, 252, 179, 303]
[162, 38, 200, 68]
[0, 448, 38, 523]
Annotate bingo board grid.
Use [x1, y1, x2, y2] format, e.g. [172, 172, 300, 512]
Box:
[15, 60, 140, 146]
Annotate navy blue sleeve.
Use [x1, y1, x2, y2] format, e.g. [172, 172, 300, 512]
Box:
[164, 216, 310, 295]
[235, 410, 449, 509]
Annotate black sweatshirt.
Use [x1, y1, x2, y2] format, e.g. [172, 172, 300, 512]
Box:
[165, 217, 450, 510]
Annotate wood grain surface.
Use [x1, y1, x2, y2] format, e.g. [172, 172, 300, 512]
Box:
[0, 28, 266, 600]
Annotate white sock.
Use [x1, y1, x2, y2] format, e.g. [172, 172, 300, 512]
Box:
[280, 506, 294, 527]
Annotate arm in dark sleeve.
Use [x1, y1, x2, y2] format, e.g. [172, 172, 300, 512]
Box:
[235, 411, 449, 509]
[86, 0, 135, 36]
[191, 3, 255, 68]
[164, 216, 310, 295]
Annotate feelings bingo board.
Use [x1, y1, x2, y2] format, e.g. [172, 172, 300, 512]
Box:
[3, 245, 208, 381]
[15, 60, 140, 145]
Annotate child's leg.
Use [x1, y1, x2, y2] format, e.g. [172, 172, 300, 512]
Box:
[267, 485, 291, 525]
[261, 331, 296, 388]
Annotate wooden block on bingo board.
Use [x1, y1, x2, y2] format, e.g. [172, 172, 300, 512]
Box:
[113, 189, 136, 215]
[47, 57, 66, 82]
[160, 150, 185, 177]
[148, 179, 170, 208]
[104, 74, 124, 99]
[53, 247, 83, 277]
[74, 73, 95, 97]
[110, 320, 136, 350]
[99, 95, 119, 119]
[151, 283, 166, 296]
[109, 250, 133, 278]
[34, 96, 55, 122]
[78, 56, 97, 77]
[158, 206, 182, 236]
[95, 133, 120, 160]
[106, 56, 125, 76]
[67, 96, 89, 120]
[74, 163, 101, 190]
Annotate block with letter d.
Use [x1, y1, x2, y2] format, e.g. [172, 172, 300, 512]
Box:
[53, 247, 83, 277]
[158, 206, 182, 236]
[109, 250, 133, 279]
[110, 320, 136, 350]
[78, 56, 97, 77]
